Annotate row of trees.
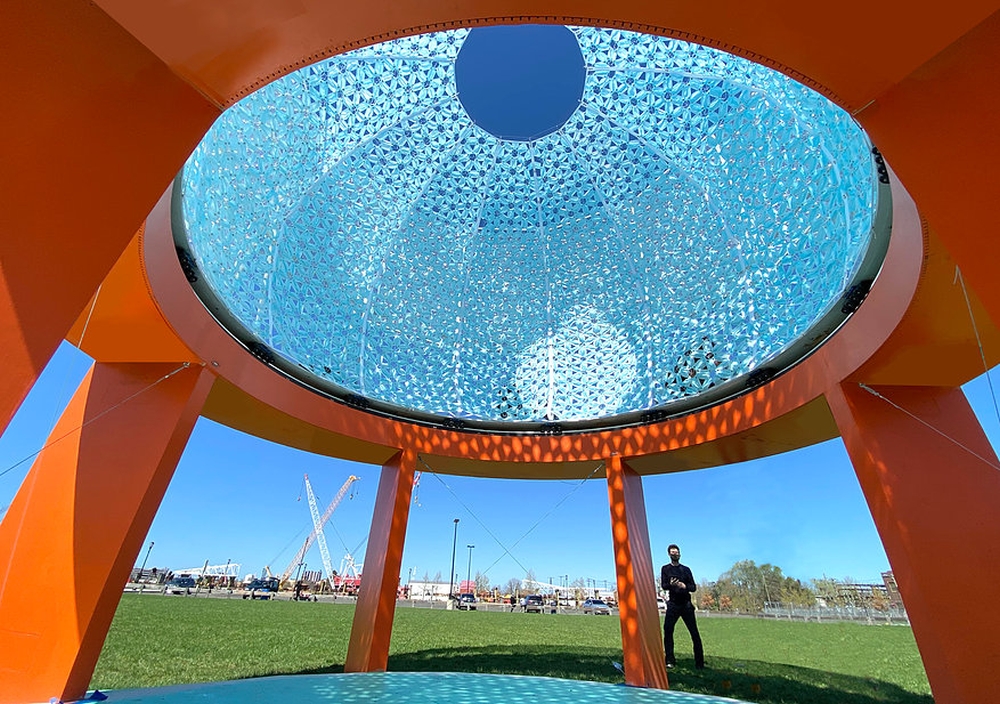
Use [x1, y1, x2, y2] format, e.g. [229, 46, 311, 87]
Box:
[697, 560, 896, 612]
[698, 560, 815, 612]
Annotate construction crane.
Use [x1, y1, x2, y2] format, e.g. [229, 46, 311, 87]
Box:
[280, 474, 359, 585]
[304, 474, 337, 591]
[340, 553, 363, 580]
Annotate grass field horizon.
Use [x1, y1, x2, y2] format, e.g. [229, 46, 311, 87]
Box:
[93, 595, 932, 703]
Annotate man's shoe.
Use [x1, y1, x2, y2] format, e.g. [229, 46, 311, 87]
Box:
[666, 662, 675, 669]
[695, 663, 706, 670]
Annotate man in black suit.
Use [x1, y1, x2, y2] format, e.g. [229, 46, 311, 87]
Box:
[661, 544, 705, 669]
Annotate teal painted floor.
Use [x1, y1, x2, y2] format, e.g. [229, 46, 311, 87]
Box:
[85, 673, 746, 704]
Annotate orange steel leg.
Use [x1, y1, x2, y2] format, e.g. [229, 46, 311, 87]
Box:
[605, 455, 669, 689]
[345, 449, 416, 672]
[827, 382, 1000, 704]
[0, 362, 214, 704]
[0, 1, 218, 432]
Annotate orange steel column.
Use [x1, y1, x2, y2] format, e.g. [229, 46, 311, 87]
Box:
[605, 455, 669, 689]
[345, 449, 416, 672]
[0, 362, 214, 704]
[0, 1, 218, 432]
[827, 382, 1000, 704]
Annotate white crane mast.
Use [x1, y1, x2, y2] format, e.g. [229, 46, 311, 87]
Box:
[281, 474, 358, 582]
[304, 474, 338, 589]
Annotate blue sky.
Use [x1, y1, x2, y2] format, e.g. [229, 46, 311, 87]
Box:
[2, 342, 998, 589]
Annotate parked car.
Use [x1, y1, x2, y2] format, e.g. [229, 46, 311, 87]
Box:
[582, 598, 612, 615]
[242, 577, 279, 600]
[457, 593, 477, 610]
[657, 597, 667, 612]
[165, 576, 195, 595]
[522, 594, 544, 613]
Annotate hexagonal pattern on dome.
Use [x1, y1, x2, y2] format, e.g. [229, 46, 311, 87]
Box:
[176, 25, 887, 431]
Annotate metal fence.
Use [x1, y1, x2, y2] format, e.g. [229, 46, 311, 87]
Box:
[758, 603, 910, 625]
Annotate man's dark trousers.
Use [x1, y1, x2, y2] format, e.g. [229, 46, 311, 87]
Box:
[663, 602, 704, 667]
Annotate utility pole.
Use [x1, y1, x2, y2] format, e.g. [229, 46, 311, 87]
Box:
[448, 518, 460, 601]
[466, 545, 475, 595]
[196, 559, 209, 594]
[294, 539, 308, 583]
[137, 541, 154, 593]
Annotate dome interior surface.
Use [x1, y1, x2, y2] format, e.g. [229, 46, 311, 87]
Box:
[177, 25, 884, 431]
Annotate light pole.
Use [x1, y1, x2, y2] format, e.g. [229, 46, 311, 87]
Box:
[466, 544, 475, 595]
[294, 536, 308, 583]
[448, 518, 460, 600]
[137, 541, 154, 592]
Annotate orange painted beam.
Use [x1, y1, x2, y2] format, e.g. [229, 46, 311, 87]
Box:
[0, 0, 218, 433]
[0, 362, 215, 704]
[344, 449, 417, 672]
[92, 1, 994, 113]
[67, 231, 201, 365]
[859, 10, 1000, 329]
[605, 456, 668, 689]
[826, 382, 1000, 704]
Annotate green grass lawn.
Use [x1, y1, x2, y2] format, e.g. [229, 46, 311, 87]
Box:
[92, 595, 932, 704]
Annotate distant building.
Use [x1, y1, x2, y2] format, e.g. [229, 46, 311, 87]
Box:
[128, 567, 166, 584]
[833, 574, 905, 611]
[408, 581, 453, 600]
[882, 571, 904, 608]
[595, 588, 617, 603]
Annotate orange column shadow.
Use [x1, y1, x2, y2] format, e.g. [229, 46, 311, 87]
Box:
[605, 455, 669, 689]
[0, 362, 214, 704]
[827, 382, 1000, 704]
[345, 449, 416, 671]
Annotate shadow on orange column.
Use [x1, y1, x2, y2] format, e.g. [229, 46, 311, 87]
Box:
[827, 382, 1000, 704]
[0, 362, 215, 704]
[605, 455, 668, 689]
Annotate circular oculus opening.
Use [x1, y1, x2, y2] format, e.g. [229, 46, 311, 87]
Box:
[175, 25, 890, 434]
[455, 25, 586, 141]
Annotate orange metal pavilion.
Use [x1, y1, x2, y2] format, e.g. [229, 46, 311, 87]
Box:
[3, 3, 1000, 703]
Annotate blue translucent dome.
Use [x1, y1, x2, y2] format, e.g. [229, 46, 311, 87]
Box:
[177, 26, 886, 431]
